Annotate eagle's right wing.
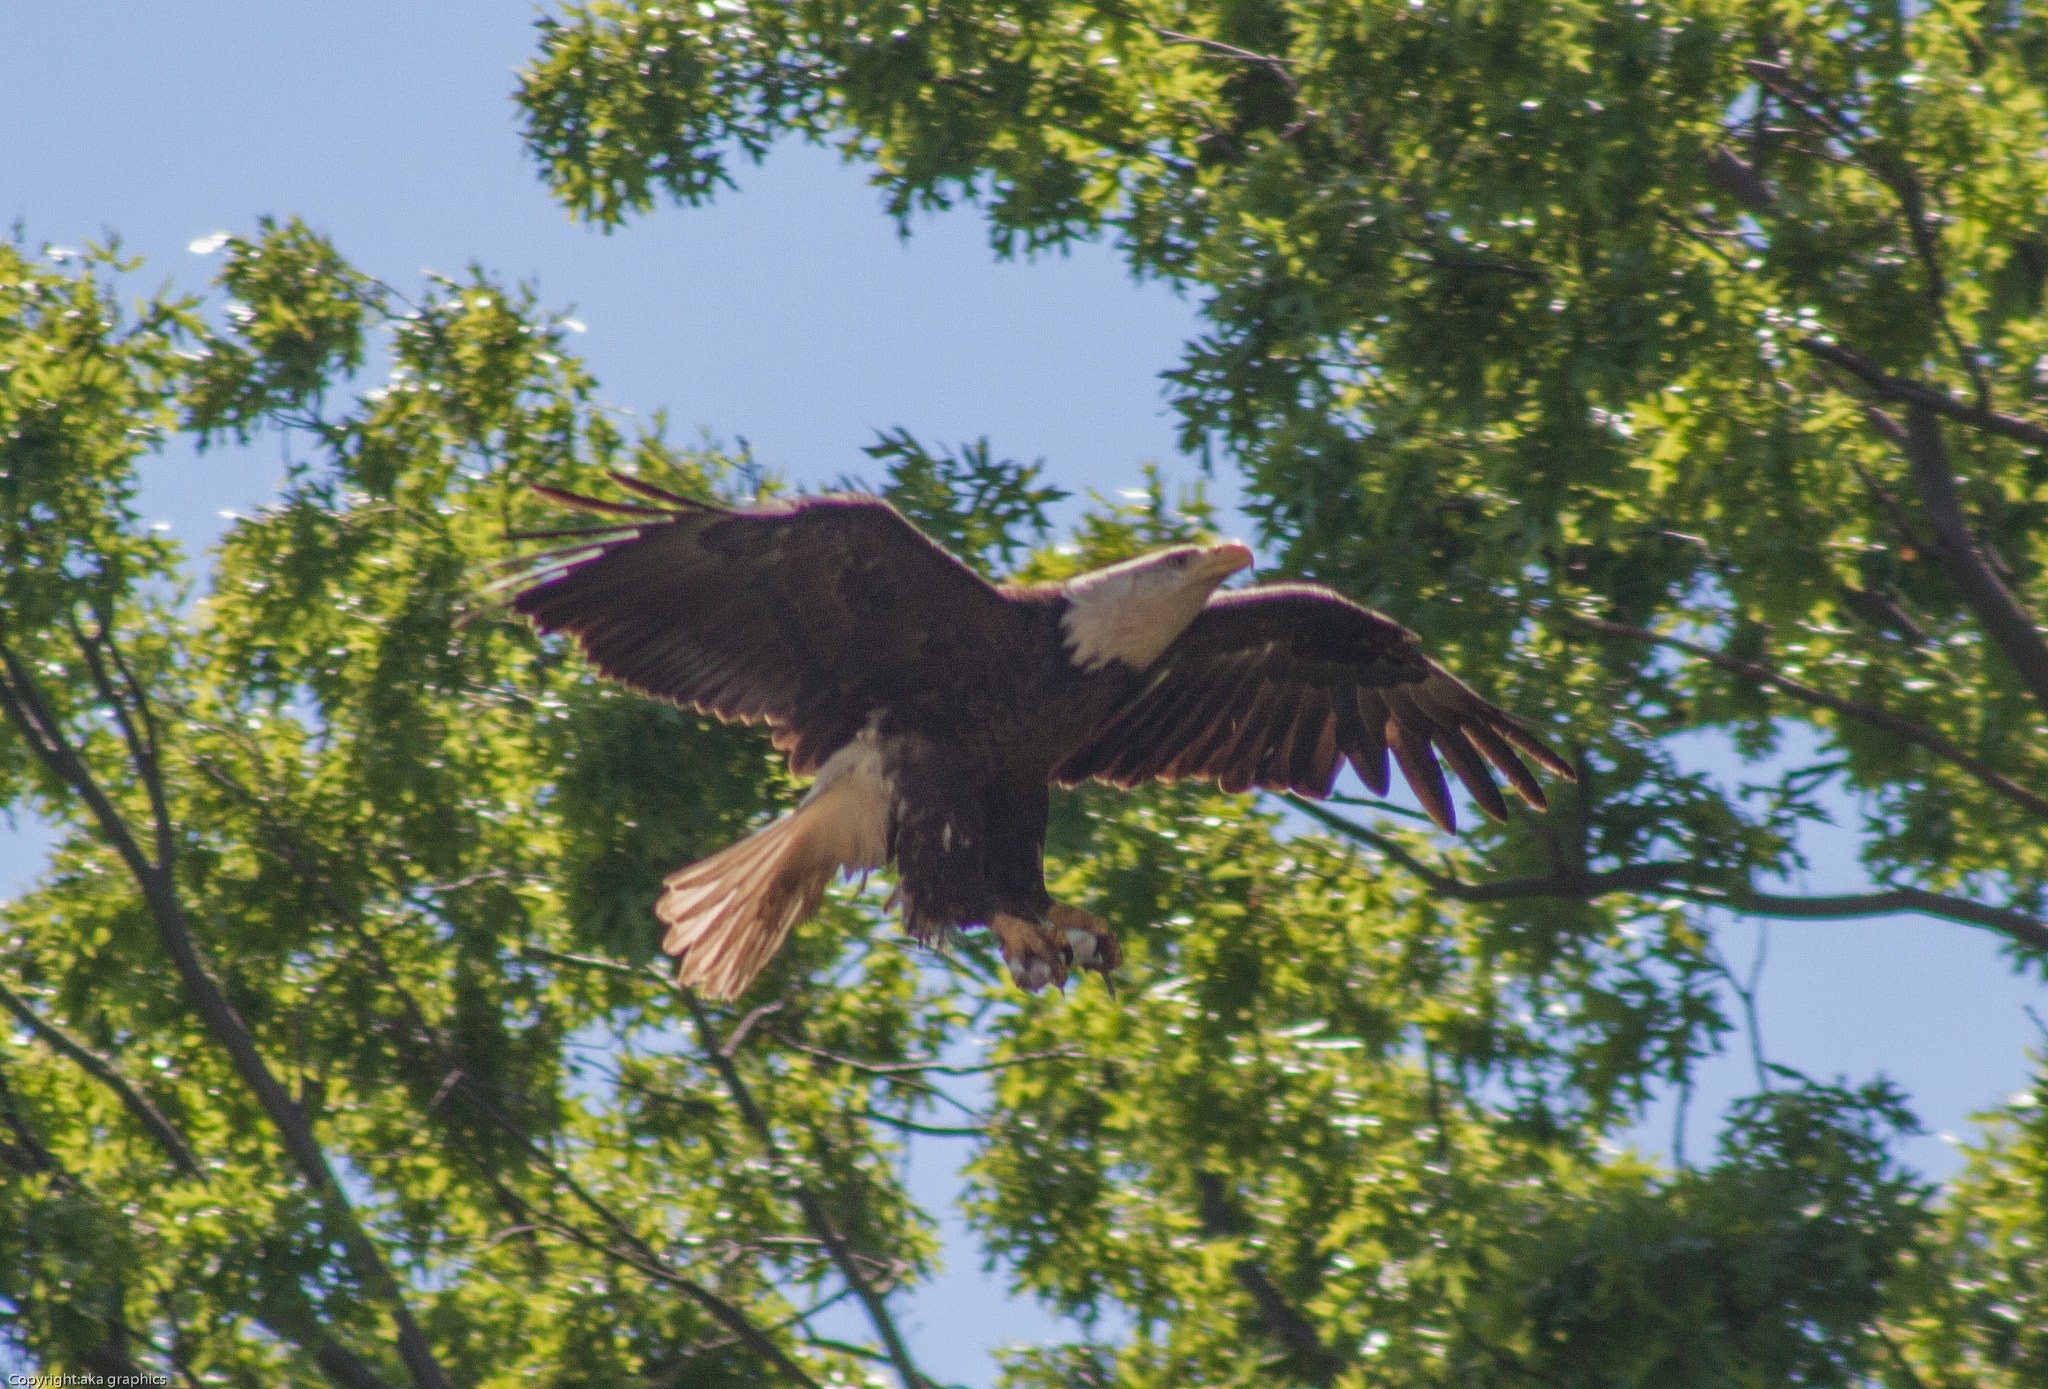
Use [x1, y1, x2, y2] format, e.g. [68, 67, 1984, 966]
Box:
[501, 475, 1013, 774]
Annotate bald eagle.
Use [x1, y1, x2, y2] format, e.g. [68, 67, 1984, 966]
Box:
[507, 475, 1571, 1000]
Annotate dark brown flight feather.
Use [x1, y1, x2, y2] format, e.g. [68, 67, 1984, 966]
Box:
[1054, 584, 1571, 832]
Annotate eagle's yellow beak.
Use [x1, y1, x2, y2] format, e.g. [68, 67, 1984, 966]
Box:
[1201, 541, 1255, 581]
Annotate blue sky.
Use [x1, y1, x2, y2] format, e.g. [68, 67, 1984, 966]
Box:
[4, 5, 2042, 1386]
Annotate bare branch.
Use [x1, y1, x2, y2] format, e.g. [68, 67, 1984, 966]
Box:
[852, 1110, 985, 1139]
[1563, 612, 2048, 819]
[1703, 883, 2048, 947]
[720, 1000, 786, 1059]
[774, 1034, 1080, 1079]
[0, 978, 201, 1178]
[517, 944, 651, 980]
[73, 610, 174, 868]
[1899, 405, 2048, 715]
[0, 640, 156, 886]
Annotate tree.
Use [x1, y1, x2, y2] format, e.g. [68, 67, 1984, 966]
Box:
[515, 0, 2048, 1376]
[2, 3, 2046, 1387]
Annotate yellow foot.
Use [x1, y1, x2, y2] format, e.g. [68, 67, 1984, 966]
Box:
[990, 912, 1070, 994]
[1046, 902, 1123, 997]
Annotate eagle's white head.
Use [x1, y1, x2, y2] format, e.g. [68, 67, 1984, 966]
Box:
[1060, 540, 1255, 671]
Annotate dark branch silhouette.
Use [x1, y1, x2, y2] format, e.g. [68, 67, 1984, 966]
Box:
[1800, 338, 2048, 450]
[1899, 405, 2048, 715]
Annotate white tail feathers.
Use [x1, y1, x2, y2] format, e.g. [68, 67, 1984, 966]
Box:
[657, 738, 889, 1000]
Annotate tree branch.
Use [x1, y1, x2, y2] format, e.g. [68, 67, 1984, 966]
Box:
[68, 611, 174, 868]
[1283, 796, 2048, 956]
[1194, 1171, 1343, 1384]
[471, 1100, 820, 1385]
[1563, 612, 2048, 819]
[0, 978, 201, 1178]
[1898, 405, 2048, 714]
[189, 757, 822, 1389]
[1746, 61, 1988, 405]
[0, 640, 156, 886]
[1799, 338, 2048, 450]
[502, 1202, 822, 1387]
[0, 638, 455, 1389]
[302, 1334, 403, 1389]
[684, 994, 933, 1389]
[774, 1034, 1081, 1079]
[1151, 26, 1297, 89]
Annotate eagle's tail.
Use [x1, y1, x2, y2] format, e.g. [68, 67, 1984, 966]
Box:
[656, 741, 889, 1000]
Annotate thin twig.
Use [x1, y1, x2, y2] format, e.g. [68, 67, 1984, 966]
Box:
[721, 1000, 786, 1059]
[1151, 26, 1297, 89]
[852, 1110, 986, 1139]
[76, 611, 174, 868]
[519, 944, 653, 980]
[685, 995, 934, 1389]
[518, 1209, 823, 1386]
[774, 1035, 1081, 1078]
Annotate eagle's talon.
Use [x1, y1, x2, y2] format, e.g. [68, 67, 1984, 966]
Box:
[991, 912, 1070, 994]
[1047, 902, 1122, 999]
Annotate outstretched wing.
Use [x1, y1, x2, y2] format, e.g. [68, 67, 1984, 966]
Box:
[501, 475, 1015, 774]
[1053, 584, 1572, 831]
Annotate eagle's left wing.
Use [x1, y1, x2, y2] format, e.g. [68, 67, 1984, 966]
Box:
[1053, 584, 1571, 831]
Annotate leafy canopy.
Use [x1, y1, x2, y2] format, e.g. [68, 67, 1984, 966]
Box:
[3, 0, 2048, 1384]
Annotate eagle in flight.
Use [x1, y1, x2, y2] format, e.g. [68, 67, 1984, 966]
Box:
[507, 475, 1572, 1000]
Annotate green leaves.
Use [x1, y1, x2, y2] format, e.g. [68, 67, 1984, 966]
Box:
[0, 222, 986, 1383]
[186, 218, 382, 443]
[8, 0, 2048, 1378]
[860, 428, 1068, 579]
[511, 0, 2048, 1381]
[515, 0, 2048, 946]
